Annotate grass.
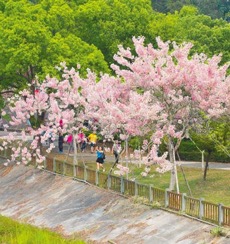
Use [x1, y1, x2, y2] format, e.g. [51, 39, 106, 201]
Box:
[49, 151, 230, 206]
[129, 165, 230, 206]
[0, 215, 86, 244]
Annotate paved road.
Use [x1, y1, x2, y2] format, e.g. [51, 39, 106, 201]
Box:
[178, 160, 230, 170]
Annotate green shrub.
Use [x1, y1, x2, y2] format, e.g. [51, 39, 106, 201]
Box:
[178, 140, 230, 163]
[210, 227, 226, 237]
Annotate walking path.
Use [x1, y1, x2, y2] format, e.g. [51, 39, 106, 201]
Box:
[63, 150, 230, 171]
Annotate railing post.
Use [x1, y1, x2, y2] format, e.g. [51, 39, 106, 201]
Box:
[53, 158, 56, 173]
[84, 166, 87, 181]
[107, 175, 111, 189]
[165, 188, 169, 208]
[199, 198, 204, 219]
[63, 161, 66, 176]
[152, 187, 155, 202]
[149, 185, 153, 203]
[73, 164, 76, 178]
[218, 203, 223, 226]
[4, 148, 6, 158]
[33, 156, 38, 168]
[182, 193, 186, 212]
[95, 170, 99, 186]
[43, 158, 47, 169]
[120, 176, 124, 194]
[135, 181, 138, 196]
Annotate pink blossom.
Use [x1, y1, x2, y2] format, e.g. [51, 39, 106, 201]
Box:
[141, 172, 148, 177]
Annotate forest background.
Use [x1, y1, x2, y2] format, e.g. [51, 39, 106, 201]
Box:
[0, 0, 230, 162]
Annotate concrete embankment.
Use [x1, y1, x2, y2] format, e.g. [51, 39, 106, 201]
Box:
[0, 164, 228, 244]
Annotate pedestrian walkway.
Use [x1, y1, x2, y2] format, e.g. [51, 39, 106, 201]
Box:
[57, 147, 230, 171]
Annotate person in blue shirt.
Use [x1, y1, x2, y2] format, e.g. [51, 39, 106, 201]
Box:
[96, 146, 105, 172]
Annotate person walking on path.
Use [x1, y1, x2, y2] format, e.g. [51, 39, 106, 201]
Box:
[58, 132, 64, 153]
[66, 134, 74, 153]
[88, 132, 98, 153]
[78, 131, 87, 152]
[96, 146, 105, 171]
[112, 140, 122, 164]
[58, 119, 64, 153]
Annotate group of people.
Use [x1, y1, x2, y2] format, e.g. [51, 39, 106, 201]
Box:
[58, 131, 98, 154]
[56, 125, 123, 172]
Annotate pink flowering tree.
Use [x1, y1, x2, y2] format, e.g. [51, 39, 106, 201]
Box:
[1, 63, 92, 166]
[83, 72, 161, 175]
[111, 36, 230, 192]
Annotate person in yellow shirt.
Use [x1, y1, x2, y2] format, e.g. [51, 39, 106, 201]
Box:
[88, 132, 98, 153]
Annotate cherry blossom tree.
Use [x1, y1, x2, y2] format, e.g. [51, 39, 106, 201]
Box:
[111, 36, 230, 192]
[83, 72, 161, 170]
[1, 63, 93, 166]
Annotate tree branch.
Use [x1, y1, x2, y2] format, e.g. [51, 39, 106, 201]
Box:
[0, 90, 15, 95]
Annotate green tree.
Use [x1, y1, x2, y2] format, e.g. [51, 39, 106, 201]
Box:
[166, 0, 193, 13]
[191, 132, 216, 180]
[190, 117, 230, 180]
[209, 117, 230, 158]
[74, 0, 155, 65]
[0, 0, 109, 96]
[147, 6, 230, 64]
[152, 0, 230, 20]
[151, 0, 168, 13]
[195, 0, 230, 19]
[176, 8, 230, 64]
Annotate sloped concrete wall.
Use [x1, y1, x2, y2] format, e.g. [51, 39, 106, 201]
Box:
[0, 164, 227, 244]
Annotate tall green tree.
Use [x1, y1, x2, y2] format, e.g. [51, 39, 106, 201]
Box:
[0, 0, 109, 96]
[151, 0, 168, 13]
[166, 0, 193, 13]
[152, 0, 230, 20]
[74, 0, 155, 65]
[147, 6, 230, 64]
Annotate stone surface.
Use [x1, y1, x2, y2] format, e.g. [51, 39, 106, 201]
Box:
[0, 164, 229, 244]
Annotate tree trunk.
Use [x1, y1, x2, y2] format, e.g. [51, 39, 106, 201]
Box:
[125, 138, 129, 159]
[125, 138, 129, 179]
[203, 151, 211, 180]
[73, 134, 78, 166]
[168, 137, 179, 193]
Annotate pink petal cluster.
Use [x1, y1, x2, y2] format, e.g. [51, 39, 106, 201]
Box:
[114, 164, 130, 176]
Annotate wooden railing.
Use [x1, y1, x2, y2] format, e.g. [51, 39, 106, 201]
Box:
[124, 179, 135, 196]
[168, 192, 182, 211]
[203, 201, 219, 224]
[152, 187, 165, 206]
[223, 206, 230, 226]
[184, 196, 200, 218]
[0, 150, 229, 227]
